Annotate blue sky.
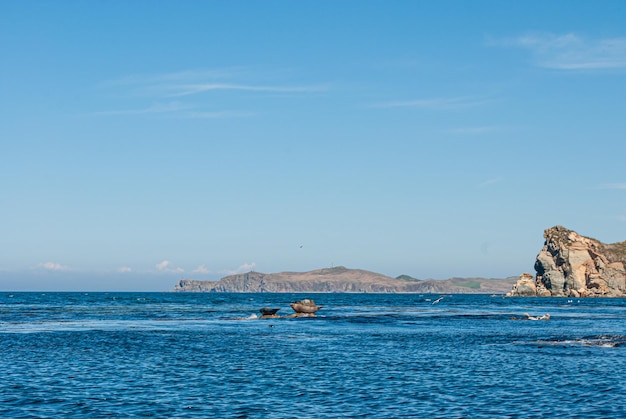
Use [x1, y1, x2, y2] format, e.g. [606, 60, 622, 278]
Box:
[2, 1, 626, 291]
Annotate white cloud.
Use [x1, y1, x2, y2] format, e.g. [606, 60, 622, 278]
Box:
[371, 96, 490, 110]
[220, 262, 256, 276]
[156, 260, 171, 271]
[40, 262, 68, 271]
[618, 216, 626, 222]
[117, 266, 132, 273]
[495, 33, 626, 70]
[156, 260, 184, 273]
[192, 265, 210, 274]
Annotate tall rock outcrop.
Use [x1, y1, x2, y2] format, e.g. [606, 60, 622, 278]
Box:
[508, 226, 626, 297]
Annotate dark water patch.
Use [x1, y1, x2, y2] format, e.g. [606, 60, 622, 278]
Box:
[534, 334, 626, 348]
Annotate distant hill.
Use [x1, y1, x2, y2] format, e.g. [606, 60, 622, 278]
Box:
[173, 266, 517, 294]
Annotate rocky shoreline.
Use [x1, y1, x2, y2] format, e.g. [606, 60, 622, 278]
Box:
[173, 266, 517, 294]
[173, 226, 626, 298]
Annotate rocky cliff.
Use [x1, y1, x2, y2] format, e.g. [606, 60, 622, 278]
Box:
[508, 226, 626, 297]
[173, 266, 516, 293]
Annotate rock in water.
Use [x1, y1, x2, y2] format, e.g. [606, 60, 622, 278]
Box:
[259, 307, 280, 316]
[508, 226, 626, 297]
[507, 273, 538, 297]
[290, 299, 323, 314]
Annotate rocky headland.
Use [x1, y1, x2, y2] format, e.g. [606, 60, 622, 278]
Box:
[508, 226, 626, 297]
[173, 266, 517, 294]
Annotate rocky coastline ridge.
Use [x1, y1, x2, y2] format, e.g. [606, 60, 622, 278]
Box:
[174, 266, 516, 294]
[508, 226, 626, 297]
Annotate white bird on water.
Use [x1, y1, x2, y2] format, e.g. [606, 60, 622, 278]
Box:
[432, 296, 444, 305]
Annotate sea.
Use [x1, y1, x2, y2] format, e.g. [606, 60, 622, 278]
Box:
[1, 292, 625, 418]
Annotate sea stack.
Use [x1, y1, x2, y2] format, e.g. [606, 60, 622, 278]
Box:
[508, 226, 626, 297]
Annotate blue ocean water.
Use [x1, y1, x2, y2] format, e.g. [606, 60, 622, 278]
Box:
[1, 292, 625, 418]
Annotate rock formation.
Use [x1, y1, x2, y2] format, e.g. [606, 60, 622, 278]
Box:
[508, 226, 626, 297]
[173, 266, 517, 293]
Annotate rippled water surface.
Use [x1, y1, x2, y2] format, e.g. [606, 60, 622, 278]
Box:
[1, 292, 625, 418]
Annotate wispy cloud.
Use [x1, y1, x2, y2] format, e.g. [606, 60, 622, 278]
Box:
[371, 96, 490, 110]
[105, 68, 248, 86]
[444, 126, 500, 135]
[96, 102, 251, 119]
[95, 101, 190, 116]
[185, 110, 256, 119]
[477, 178, 503, 188]
[493, 33, 626, 70]
[599, 183, 626, 190]
[40, 262, 69, 271]
[166, 83, 328, 98]
[155, 260, 184, 273]
[102, 69, 328, 97]
[220, 262, 256, 276]
[618, 215, 626, 222]
[117, 266, 132, 273]
[97, 68, 326, 118]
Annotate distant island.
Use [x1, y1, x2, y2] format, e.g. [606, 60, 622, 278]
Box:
[173, 266, 517, 294]
[174, 226, 626, 297]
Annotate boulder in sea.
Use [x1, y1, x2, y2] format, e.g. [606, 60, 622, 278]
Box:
[259, 307, 280, 318]
[290, 299, 323, 315]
